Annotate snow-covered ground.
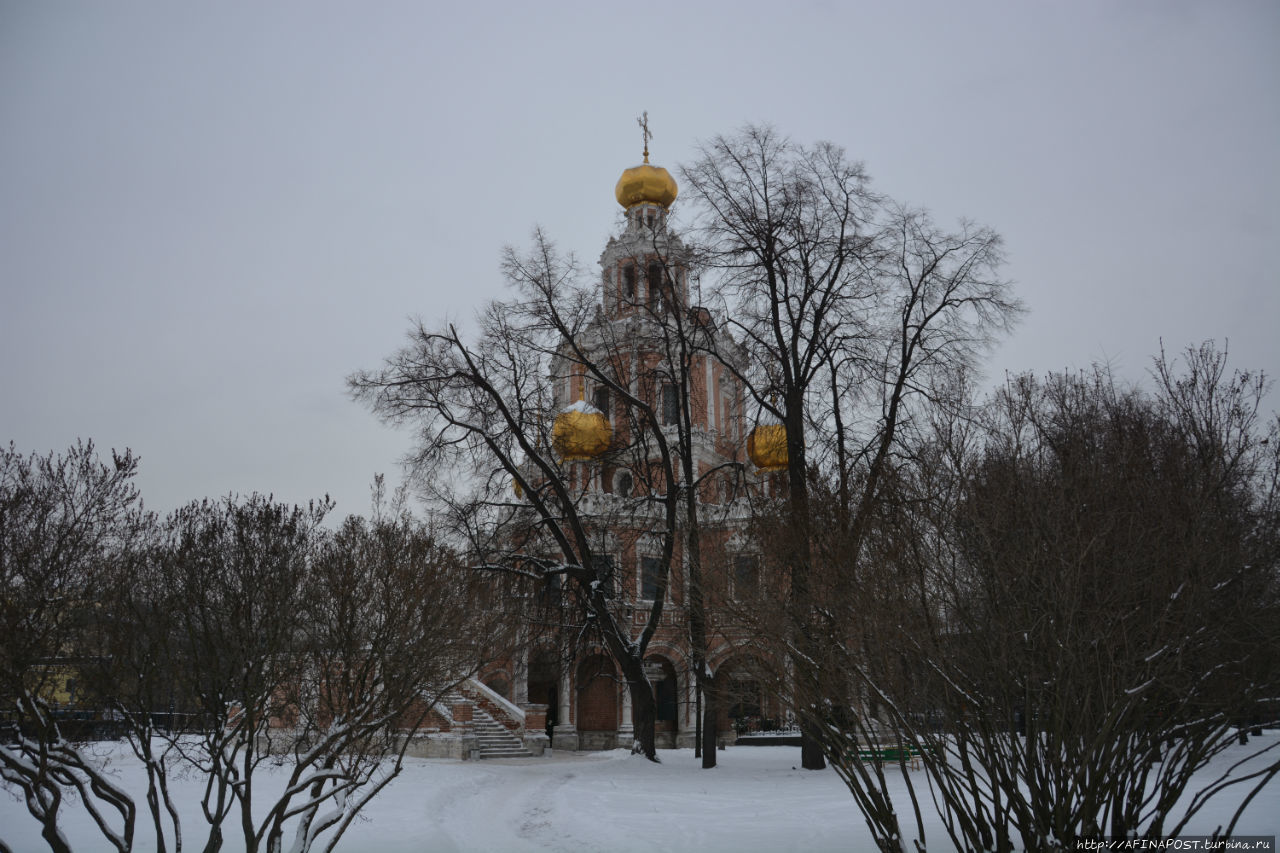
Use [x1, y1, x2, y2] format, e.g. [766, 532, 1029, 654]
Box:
[3, 737, 1277, 852]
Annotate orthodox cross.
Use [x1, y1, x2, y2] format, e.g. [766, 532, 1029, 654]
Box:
[637, 111, 651, 163]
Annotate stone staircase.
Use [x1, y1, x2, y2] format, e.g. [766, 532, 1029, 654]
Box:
[473, 709, 533, 759]
[441, 691, 533, 759]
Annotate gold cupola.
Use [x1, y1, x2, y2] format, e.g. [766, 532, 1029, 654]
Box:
[747, 409, 789, 472]
[552, 397, 612, 461]
[615, 160, 678, 210]
[615, 111, 678, 210]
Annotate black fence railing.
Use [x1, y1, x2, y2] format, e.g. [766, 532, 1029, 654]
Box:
[0, 708, 214, 744]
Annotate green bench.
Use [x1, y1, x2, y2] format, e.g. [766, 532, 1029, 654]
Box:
[855, 744, 930, 767]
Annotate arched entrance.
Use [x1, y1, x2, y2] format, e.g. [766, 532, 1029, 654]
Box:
[481, 670, 511, 701]
[644, 655, 680, 748]
[714, 654, 775, 737]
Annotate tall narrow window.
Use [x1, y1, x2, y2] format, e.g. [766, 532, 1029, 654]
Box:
[593, 386, 610, 421]
[622, 264, 636, 299]
[647, 261, 664, 310]
[655, 673, 678, 721]
[640, 556, 662, 600]
[733, 555, 759, 600]
[661, 384, 679, 426]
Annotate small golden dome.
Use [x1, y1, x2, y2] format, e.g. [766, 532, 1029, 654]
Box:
[615, 162, 678, 209]
[552, 400, 612, 461]
[747, 423, 788, 472]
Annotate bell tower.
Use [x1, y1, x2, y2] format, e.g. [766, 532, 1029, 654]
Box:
[601, 113, 688, 321]
[548, 118, 749, 484]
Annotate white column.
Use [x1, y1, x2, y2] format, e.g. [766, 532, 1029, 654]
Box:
[705, 357, 715, 430]
[617, 676, 635, 750]
[550, 659, 578, 751]
[514, 643, 529, 705]
[619, 681, 634, 736]
[556, 668, 573, 733]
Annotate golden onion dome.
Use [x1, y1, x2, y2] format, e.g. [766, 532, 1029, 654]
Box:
[747, 423, 789, 472]
[615, 159, 678, 210]
[552, 400, 612, 461]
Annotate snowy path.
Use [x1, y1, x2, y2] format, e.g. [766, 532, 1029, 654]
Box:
[301, 742, 1280, 852]
[3, 741, 1277, 851]
[403, 749, 862, 853]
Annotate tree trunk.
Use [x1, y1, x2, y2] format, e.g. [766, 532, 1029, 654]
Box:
[627, 676, 658, 761]
[785, 393, 826, 771]
[801, 726, 825, 769]
[683, 466, 715, 769]
[36, 791, 72, 853]
[702, 674, 719, 767]
[694, 682, 702, 759]
[201, 826, 223, 853]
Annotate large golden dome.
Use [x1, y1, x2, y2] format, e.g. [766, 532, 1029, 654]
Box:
[552, 400, 612, 461]
[615, 159, 678, 209]
[747, 423, 788, 472]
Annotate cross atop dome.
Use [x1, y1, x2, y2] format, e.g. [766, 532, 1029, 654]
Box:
[638, 110, 652, 164]
[615, 111, 678, 210]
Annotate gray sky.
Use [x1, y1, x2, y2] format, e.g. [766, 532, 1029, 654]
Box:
[3, 0, 1277, 519]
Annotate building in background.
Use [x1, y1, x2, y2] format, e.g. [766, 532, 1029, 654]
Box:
[480, 142, 789, 751]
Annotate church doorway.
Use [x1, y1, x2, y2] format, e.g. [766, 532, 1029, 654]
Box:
[528, 648, 559, 739]
[715, 655, 773, 736]
[645, 656, 680, 746]
[576, 654, 618, 732]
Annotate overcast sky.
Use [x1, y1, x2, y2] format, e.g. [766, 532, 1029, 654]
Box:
[2, 0, 1277, 519]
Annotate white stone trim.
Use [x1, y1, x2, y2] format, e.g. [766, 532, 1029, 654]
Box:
[467, 676, 526, 725]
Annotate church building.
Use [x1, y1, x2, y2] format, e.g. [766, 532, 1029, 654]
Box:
[478, 132, 789, 752]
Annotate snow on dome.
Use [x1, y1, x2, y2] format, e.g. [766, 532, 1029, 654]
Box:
[552, 399, 611, 461]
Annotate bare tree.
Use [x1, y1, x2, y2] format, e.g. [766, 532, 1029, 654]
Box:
[618, 215, 750, 768]
[2, 447, 505, 853]
[352, 232, 702, 760]
[156, 493, 498, 853]
[260, 503, 505, 853]
[137, 494, 327, 853]
[683, 125, 1021, 773]
[0, 441, 144, 853]
[86, 519, 189, 853]
[682, 125, 876, 770]
[813, 348, 1279, 850]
